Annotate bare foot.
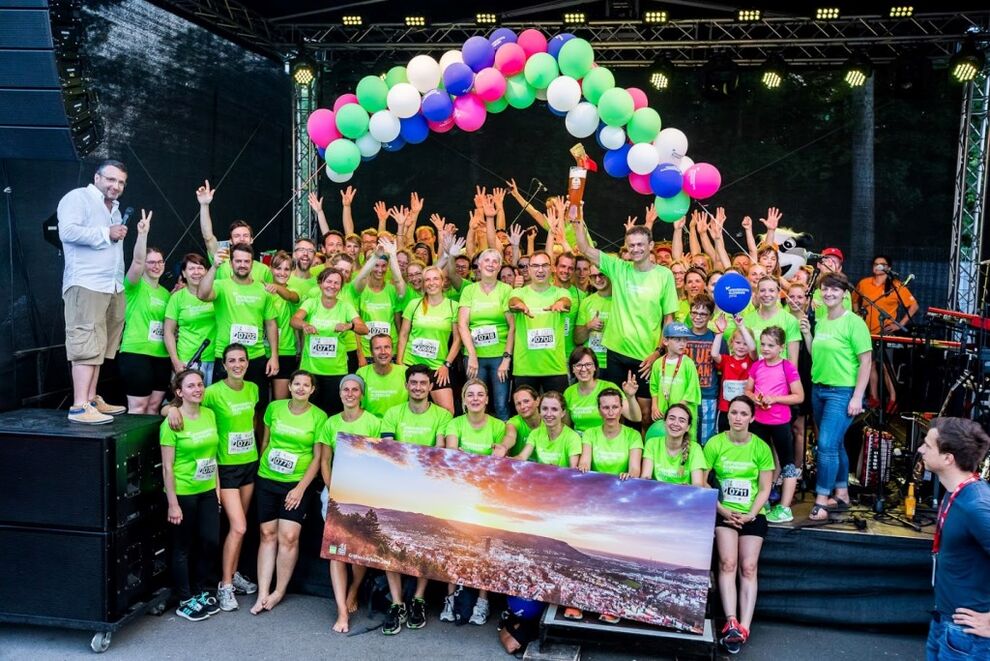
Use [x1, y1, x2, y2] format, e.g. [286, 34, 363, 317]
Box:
[263, 591, 284, 611]
[250, 596, 267, 615]
[346, 593, 359, 613]
[333, 615, 349, 633]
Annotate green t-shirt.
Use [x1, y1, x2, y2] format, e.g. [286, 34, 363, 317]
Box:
[164, 288, 216, 365]
[644, 436, 707, 484]
[703, 431, 774, 514]
[740, 306, 801, 362]
[216, 259, 273, 284]
[268, 294, 298, 358]
[644, 418, 667, 443]
[598, 253, 679, 360]
[402, 297, 458, 370]
[211, 279, 277, 360]
[159, 408, 219, 495]
[298, 297, 359, 376]
[582, 425, 643, 476]
[811, 310, 873, 387]
[563, 380, 623, 433]
[202, 380, 259, 466]
[259, 400, 328, 483]
[318, 410, 383, 449]
[121, 277, 170, 357]
[526, 425, 583, 468]
[287, 272, 320, 303]
[380, 402, 452, 446]
[562, 284, 585, 360]
[511, 285, 570, 377]
[358, 283, 400, 354]
[458, 281, 513, 358]
[338, 282, 360, 353]
[508, 415, 542, 456]
[649, 355, 701, 437]
[576, 292, 613, 369]
[446, 414, 506, 456]
[356, 364, 408, 417]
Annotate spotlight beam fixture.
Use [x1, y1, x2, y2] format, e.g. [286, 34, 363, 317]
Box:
[843, 51, 873, 87]
[949, 41, 986, 83]
[760, 53, 787, 89]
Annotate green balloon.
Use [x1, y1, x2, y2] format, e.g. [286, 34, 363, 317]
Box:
[557, 38, 595, 79]
[486, 96, 509, 114]
[597, 88, 634, 127]
[325, 138, 361, 174]
[523, 52, 559, 90]
[385, 66, 408, 89]
[335, 104, 370, 139]
[581, 67, 615, 105]
[356, 75, 388, 113]
[627, 107, 662, 144]
[504, 74, 536, 109]
[655, 191, 691, 223]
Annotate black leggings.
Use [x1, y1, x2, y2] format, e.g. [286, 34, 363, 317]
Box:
[514, 374, 569, 396]
[313, 374, 344, 416]
[170, 491, 220, 601]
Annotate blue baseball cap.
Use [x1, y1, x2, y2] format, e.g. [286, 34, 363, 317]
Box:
[663, 322, 693, 338]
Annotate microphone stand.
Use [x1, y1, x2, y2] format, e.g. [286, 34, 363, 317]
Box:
[508, 179, 547, 228]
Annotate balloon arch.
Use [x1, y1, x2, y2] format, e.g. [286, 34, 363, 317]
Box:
[306, 28, 722, 222]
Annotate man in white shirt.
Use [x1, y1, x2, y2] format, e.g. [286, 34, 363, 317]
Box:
[58, 160, 130, 424]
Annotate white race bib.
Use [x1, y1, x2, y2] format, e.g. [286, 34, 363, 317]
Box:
[230, 323, 259, 346]
[589, 331, 605, 355]
[721, 478, 752, 505]
[527, 328, 556, 350]
[227, 431, 255, 455]
[722, 380, 746, 401]
[148, 320, 164, 343]
[410, 338, 441, 360]
[194, 458, 217, 481]
[267, 449, 299, 475]
[471, 325, 499, 347]
[367, 321, 391, 337]
[309, 335, 339, 358]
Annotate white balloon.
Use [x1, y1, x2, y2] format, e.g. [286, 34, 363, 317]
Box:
[386, 83, 421, 119]
[535, 87, 548, 101]
[565, 102, 599, 139]
[438, 50, 463, 73]
[356, 132, 382, 158]
[368, 110, 401, 143]
[627, 142, 660, 175]
[654, 127, 689, 164]
[406, 54, 441, 94]
[326, 168, 353, 183]
[546, 75, 581, 112]
[676, 155, 695, 173]
[599, 125, 626, 151]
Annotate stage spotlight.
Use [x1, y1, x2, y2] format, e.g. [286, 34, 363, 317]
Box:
[889, 6, 914, 18]
[815, 7, 840, 20]
[644, 10, 668, 24]
[700, 53, 739, 98]
[342, 15, 362, 27]
[843, 52, 873, 87]
[405, 15, 426, 27]
[649, 55, 674, 90]
[737, 9, 761, 22]
[760, 54, 787, 90]
[290, 58, 316, 86]
[950, 41, 985, 83]
[563, 12, 586, 24]
[476, 12, 497, 25]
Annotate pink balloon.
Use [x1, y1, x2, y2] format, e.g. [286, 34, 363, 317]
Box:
[628, 171, 653, 195]
[474, 67, 507, 102]
[682, 163, 722, 199]
[627, 87, 648, 110]
[453, 93, 487, 132]
[306, 108, 341, 148]
[333, 94, 360, 112]
[427, 116, 455, 133]
[517, 29, 548, 57]
[494, 43, 526, 76]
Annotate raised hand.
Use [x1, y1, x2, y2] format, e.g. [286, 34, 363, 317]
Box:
[525, 226, 538, 241]
[340, 185, 357, 206]
[492, 187, 506, 209]
[645, 204, 658, 228]
[195, 180, 214, 205]
[307, 191, 324, 213]
[448, 235, 466, 257]
[409, 191, 424, 214]
[696, 213, 709, 234]
[506, 178, 520, 198]
[673, 217, 686, 231]
[378, 237, 398, 255]
[689, 209, 701, 228]
[388, 205, 409, 227]
[714, 313, 728, 334]
[622, 371, 639, 398]
[709, 207, 726, 237]
[624, 216, 638, 232]
[508, 223, 523, 246]
[760, 206, 782, 233]
[429, 212, 446, 233]
[544, 299, 568, 313]
[741, 215, 753, 231]
[482, 195, 497, 218]
[373, 201, 388, 224]
[473, 185, 488, 210]
[136, 209, 153, 234]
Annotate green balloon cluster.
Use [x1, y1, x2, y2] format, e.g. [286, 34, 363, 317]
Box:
[581, 67, 614, 105]
[356, 75, 388, 113]
[336, 104, 369, 139]
[627, 108, 662, 144]
[597, 88, 634, 127]
[524, 52, 559, 90]
[326, 138, 361, 174]
[486, 97, 509, 113]
[558, 38, 594, 78]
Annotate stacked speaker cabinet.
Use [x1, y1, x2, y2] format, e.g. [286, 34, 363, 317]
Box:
[0, 409, 169, 651]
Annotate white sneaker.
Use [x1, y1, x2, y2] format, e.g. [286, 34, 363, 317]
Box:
[68, 403, 113, 425]
[217, 583, 238, 611]
[439, 595, 455, 622]
[232, 572, 258, 595]
[469, 598, 489, 625]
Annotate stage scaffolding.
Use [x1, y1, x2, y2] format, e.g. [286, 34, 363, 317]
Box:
[291, 72, 318, 243]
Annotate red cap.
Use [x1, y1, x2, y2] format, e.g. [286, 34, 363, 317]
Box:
[822, 247, 844, 262]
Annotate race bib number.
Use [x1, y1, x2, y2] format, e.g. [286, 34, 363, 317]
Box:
[589, 332, 605, 355]
[309, 335, 339, 358]
[527, 328, 556, 350]
[723, 380, 746, 402]
[367, 321, 391, 337]
[267, 449, 299, 475]
[472, 325, 498, 347]
[148, 320, 164, 343]
[227, 431, 255, 455]
[230, 323, 259, 346]
[721, 478, 752, 505]
[193, 458, 217, 481]
[410, 338, 441, 360]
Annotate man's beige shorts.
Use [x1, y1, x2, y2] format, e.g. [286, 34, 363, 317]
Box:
[63, 286, 125, 365]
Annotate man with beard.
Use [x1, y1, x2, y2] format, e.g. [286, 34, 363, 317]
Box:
[196, 180, 272, 284]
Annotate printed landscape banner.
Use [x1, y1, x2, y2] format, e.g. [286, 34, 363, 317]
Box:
[321, 434, 718, 633]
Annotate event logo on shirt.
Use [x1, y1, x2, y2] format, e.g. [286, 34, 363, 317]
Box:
[233, 294, 261, 306]
[230, 402, 254, 415]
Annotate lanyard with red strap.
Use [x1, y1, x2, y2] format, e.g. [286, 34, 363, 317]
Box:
[931, 474, 981, 587]
[660, 354, 684, 403]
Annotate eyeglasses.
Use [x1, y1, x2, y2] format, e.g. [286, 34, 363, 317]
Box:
[690, 310, 710, 317]
[530, 263, 550, 270]
[294, 247, 316, 254]
[145, 260, 165, 266]
[573, 362, 596, 370]
[591, 273, 606, 280]
[517, 264, 530, 270]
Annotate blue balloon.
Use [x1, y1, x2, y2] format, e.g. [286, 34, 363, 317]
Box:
[489, 27, 517, 49]
[382, 135, 406, 152]
[713, 272, 752, 315]
[548, 33, 575, 59]
[400, 114, 429, 144]
[317, 146, 326, 159]
[443, 62, 475, 96]
[506, 596, 544, 620]
[603, 145, 632, 178]
[650, 164, 683, 198]
[548, 104, 566, 117]
[421, 89, 454, 122]
[463, 35, 496, 72]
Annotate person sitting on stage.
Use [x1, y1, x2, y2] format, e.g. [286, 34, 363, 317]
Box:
[563, 348, 641, 435]
[503, 385, 544, 457]
[642, 403, 707, 487]
[650, 323, 701, 437]
[705, 395, 774, 655]
[514, 391, 582, 468]
[318, 374, 381, 634]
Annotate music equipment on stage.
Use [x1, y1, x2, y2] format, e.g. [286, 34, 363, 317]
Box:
[926, 307, 990, 331]
[857, 426, 893, 489]
[872, 334, 961, 350]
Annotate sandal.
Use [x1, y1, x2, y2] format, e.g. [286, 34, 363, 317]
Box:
[809, 504, 831, 521]
[599, 613, 621, 624]
[563, 607, 584, 620]
[828, 498, 851, 511]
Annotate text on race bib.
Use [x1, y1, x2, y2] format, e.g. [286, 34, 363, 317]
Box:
[471, 325, 499, 347]
[589, 332, 605, 354]
[367, 321, 391, 337]
[722, 380, 747, 401]
[527, 328, 556, 350]
[267, 449, 299, 475]
[230, 324, 259, 346]
[193, 458, 217, 481]
[410, 338, 441, 360]
[309, 335, 339, 358]
[228, 431, 255, 455]
[721, 478, 752, 505]
[148, 320, 165, 343]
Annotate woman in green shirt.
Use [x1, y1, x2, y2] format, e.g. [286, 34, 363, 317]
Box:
[252, 370, 328, 615]
[160, 368, 220, 622]
[119, 209, 171, 414]
[515, 392, 582, 468]
[563, 348, 641, 434]
[577, 388, 644, 480]
[164, 253, 216, 384]
[641, 403, 707, 487]
[265, 251, 301, 402]
[504, 385, 543, 457]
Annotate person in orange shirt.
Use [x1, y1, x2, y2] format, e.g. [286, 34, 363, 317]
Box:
[853, 255, 919, 410]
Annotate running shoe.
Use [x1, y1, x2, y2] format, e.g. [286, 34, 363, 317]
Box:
[232, 572, 258, 595]
[406, 597, 427, 629]
[196, 591, 220, 615]
[767, 505, 794, 523]
[469, 598, 489, 625]
[720, 617, 744, 655]
[439, 594, 455, 622]
[382, 603, 406, 635]
[217, 583, 238, 611]
[175, 597, 209, 622]
[91, 395, 126, 416]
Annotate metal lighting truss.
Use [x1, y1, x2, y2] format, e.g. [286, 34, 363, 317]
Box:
[292, 74, 318, 242]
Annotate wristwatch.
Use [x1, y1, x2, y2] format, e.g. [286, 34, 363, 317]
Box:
[443, 360, 452, 368]
[502, 352, 512, 359]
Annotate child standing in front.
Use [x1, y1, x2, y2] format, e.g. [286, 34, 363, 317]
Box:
[650, 322, 701, 440]
[712, 314, 757, 436]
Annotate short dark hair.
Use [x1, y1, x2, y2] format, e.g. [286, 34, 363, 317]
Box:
[760, 325, 786, 346]
[317, 267, 343, 285]
[405, 363, 432, 383]
[229, 220, 253, 237]
[729, 394, 756, 416]
[96, 159, 127, 175]
[180, 253, 208, 274]
[625, 225, 652, 242]
[223, 343, 248, 361]
[820, 272, 851, 292]
[690, 292, 715, 313]
[230, 242, 254, 259]
[568, 346, 599, 372]
[932, 417, 990, 472]
[597, 387, 623, 406]
[322, 230, 344, 245]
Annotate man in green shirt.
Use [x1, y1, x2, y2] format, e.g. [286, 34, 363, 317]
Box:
[356, 333, 408, 417]
[195, 180, 272, 284]
[574, 263, 613, 373]
[286, 237, 321, 302]
[552, 251, 585, 362]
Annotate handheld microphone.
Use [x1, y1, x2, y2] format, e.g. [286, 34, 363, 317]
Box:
[186, 339, 212, 369]
[805, 251, 824, 260]
[120, 207, 134, 226]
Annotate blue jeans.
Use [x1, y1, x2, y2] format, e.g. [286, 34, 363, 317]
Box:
[811, 385, 854, 497]
[468, 356, 510, 421]
[927, 617, 990, 660]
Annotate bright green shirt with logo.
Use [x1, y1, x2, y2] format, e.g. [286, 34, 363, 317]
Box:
[216, 259, 272, 284]
[356, 364, 408, 417]
[811, 310, 873, 387]
[267, 294, 298, 359]
[202, 380, 259, 466]
[259, 400, 328, 483]
[740, 306, 802, 362]
[164, 288, 215, 365]
[358, 283, 400, 355]
[598, 253, 679, 360]
[576, 292, 612, 369]
[380, 403, 452, 446]
[582, 425, 643, 476]
[121, 277, 170, 357]
[159, 408, 218, 495]
[525, 425, 583, 468]
[318, 410, 383, 449]
[508, 415, 542, 457]
[298, 297, 359, 376]
[511, 285, 571, 377]
[649, 354, 701, 437]
[562, 284, 585, 360]
[563, 380, 623, 433]
[458, 281, 513, 358]
[644, 437, 707, 485]
[402, 297, 458, 370]
[703, 431, 774, 514]
[287, 272, 320, 303]
[210, 279, 277, 360]
[446, 415, 506, 456]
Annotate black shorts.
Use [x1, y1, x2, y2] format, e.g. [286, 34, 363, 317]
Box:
[271, 354, 299, 380]
[117, 352, 171, 397]
[255, 475, 311, 524]
[750, 421, 796, 470]
[214, 356, 270, 410]
[347, 350, 359, 374]
[313, 374, 344, 416]
[428, 366, 454, 391]
[716, 513, 768, 538]
[603, 349, 651, 400]
[219, 461, 258, 489]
